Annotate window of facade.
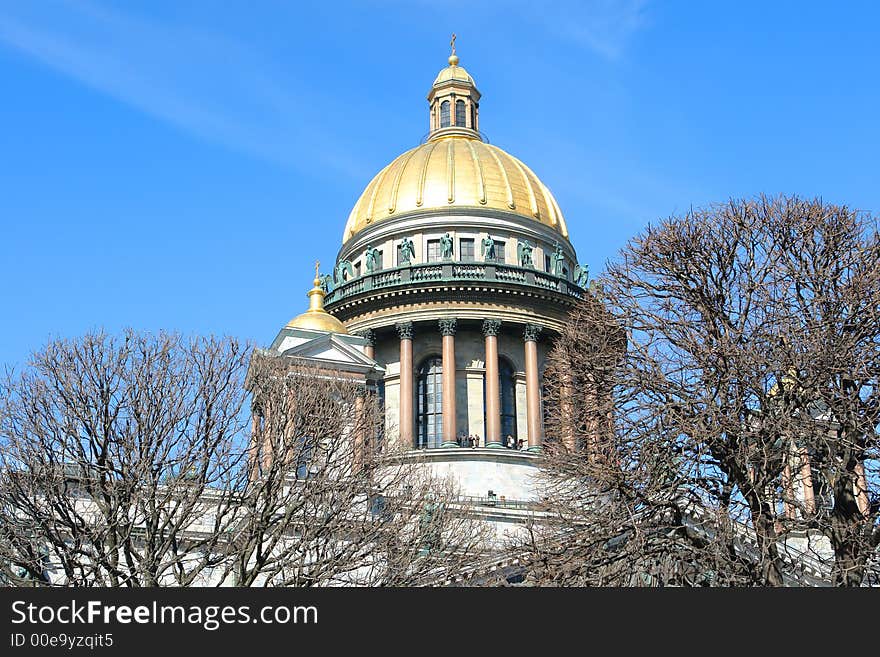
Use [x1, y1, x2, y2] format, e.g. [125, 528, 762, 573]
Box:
[426, 239, 442, 263]
[500, 359, 517, 440]
[460, 238, 475, 261]
[494, 240, 506, 263]
[455, 100, 466, 127]
[417, 357, 443, 449]
[294, 436, 313, 479]
[484, 359, 518, 442]
[545, 254, 552, 273]
[440, 101, 451, 128]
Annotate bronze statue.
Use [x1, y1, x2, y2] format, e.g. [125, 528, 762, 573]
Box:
[365, 245, 379, 273]
[440, 233, 454, 259]
[481, 235, 496, 261]
[517, 240, 534, 267]
[399, 237, 415, 265]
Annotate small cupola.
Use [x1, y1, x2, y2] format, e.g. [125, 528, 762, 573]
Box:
[427, 34, 482, 140]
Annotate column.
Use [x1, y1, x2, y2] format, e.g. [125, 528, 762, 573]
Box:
[855, 462, 870, 516]
[524, 323, 543, 451]
[781, 458, 796, 520]
[559, 367, 576, 452]
[353, 386, 366, 472]
[248, 411, 262, 482]
[483, 319, 503, 447]
[396, 321, 414, 449]
[797, 446, 816, 515]
[360, 329, 376, 361]
[439, 319, 458, 447]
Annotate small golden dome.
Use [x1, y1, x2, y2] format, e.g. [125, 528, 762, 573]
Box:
[433, 62, 474, 85]
[287, 264, 349, 334]
[342, 135, 568, 243]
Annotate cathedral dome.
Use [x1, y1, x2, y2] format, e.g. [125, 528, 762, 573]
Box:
[433, 59, 474, 85]
[342, 137, 568, 243]
[341, 46, 569, 245]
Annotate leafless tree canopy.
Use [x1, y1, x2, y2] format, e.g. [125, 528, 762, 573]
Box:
[0, 331, 250, 586]
[0, 332, 488, 587]
[532, 196, 880, 586]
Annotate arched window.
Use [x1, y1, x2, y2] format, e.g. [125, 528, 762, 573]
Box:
[455, 100, 466, 127]
[500, 359, 517, 440]
[440, 101, 451, 128]
[417, 357, 443, 448]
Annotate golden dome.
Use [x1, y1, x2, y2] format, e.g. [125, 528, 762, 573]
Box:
[433, 61, 474, 85]
[287, 265, 349, 334]
[342, 135, 568, 243]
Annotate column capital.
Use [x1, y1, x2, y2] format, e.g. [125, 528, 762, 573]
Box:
[482, 319, 502, 337]
[438, 318, 457, 337]
[396, 321, 414, 340]
[524, 323, 543, 343]
[357, 329, 376, 347]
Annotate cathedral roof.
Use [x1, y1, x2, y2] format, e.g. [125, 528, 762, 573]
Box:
[341, 44, 569, 244]
[342, 137, 568, 243]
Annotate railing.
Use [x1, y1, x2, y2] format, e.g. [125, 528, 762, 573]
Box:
[324, 262, 585, 306]
[456, 494, 536, 511]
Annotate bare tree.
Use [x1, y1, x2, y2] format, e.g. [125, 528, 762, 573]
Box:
[0, 330, 251, 586]
[529, 196, 880, 586]
[229, 353, 491, 586]
[0, 332, 490, 587]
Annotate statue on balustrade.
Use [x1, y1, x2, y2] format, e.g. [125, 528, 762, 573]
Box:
[398, 237, 415, 265]
[365, 245, 379, 273]
[551, 243, 565, 276]
[574, 263, 589, 288]
[481, 235, 495, 261]
[517, 240, 534, 267]
[440, 233, 454, 259]
[334, 259, 355, 285]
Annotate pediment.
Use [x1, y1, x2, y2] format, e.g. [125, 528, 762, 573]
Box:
[280, 333, 379, 370]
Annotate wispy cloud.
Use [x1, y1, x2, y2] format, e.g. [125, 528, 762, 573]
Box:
[534, 0, 650, 60]
[0, 1, 368, 179]
[406, 0, 650, 60]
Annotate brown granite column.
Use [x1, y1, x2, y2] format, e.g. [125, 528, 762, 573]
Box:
[483, 319, 503, 447]
[524, 323, 543, 451]
[396, 321, 414, 449]
[248, 411, 261, 482]
[439, 319, 458, 447]
[798, 446, 816, 515]
[781, 458, 796, 520]
[360, 329, 376, 361]
[855, 461, 870, 516]
[560, 368, 576, 452]
[353, 386, 366, 472]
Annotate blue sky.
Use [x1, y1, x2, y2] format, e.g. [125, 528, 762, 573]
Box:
[1, 1, 878, 369]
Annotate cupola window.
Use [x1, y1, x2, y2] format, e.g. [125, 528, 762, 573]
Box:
[455, 100, 466, 127]
[440, 101, 451, 128]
